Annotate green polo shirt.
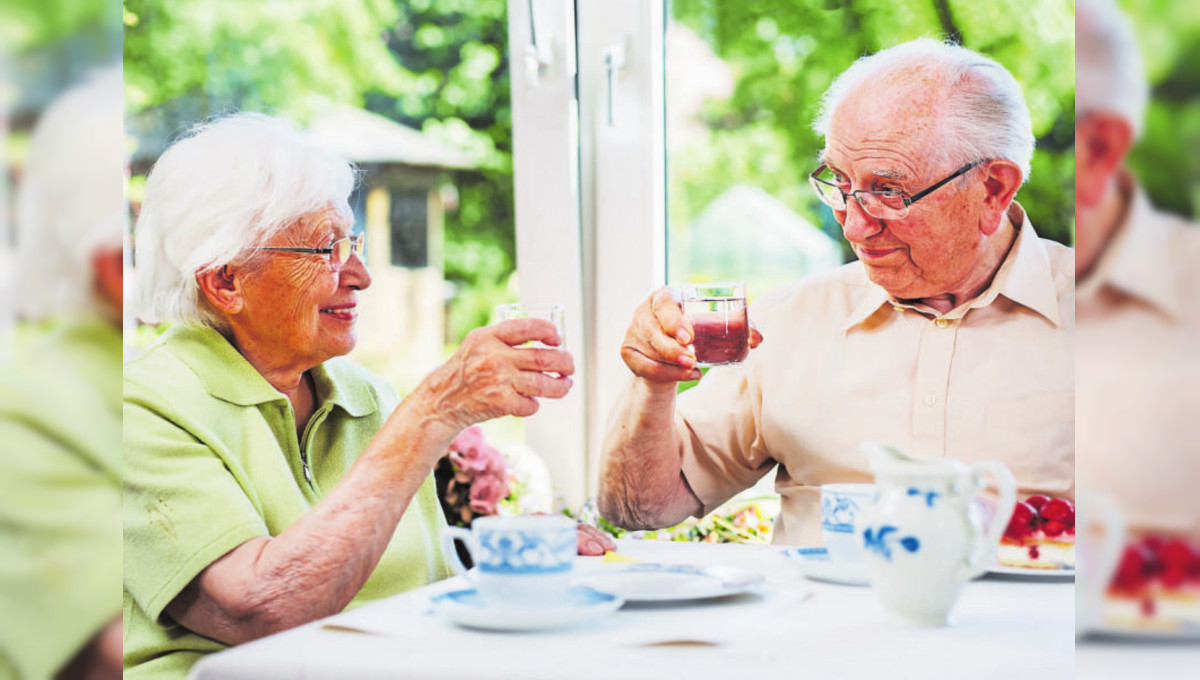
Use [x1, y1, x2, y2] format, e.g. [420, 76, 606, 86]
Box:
[0, 318, 122, 680]
[123, 325, 452, 679]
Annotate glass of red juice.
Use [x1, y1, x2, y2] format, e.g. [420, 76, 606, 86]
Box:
[681, 282, 749, 367]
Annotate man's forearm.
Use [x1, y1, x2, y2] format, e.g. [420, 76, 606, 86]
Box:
[598, 378, 703, 529]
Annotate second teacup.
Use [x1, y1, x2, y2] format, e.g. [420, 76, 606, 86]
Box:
[443, 514, 577, 608]
[821, 483, 877, 564]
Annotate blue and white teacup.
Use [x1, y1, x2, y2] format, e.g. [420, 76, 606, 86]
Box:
[820, 483, 876, 564]
[443, 514, 576, 607]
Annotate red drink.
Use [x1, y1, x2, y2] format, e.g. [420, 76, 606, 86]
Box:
[689, 309, 749, 366]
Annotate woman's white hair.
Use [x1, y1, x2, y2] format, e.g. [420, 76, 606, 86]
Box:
[813, 38, 1035, 182]
[15, 64, 125, 320]
[1076, 0, 1148, 138]
[134, 112, 357, 328]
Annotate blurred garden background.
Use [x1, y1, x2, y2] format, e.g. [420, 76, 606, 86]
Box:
[3, 0, 1200, 538]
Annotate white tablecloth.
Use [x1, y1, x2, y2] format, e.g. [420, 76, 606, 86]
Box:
[188, 539, 1073, 680]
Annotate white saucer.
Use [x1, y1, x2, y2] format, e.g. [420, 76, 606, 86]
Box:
[782, 547, 870, 586]
[430, 586, 623, 631]
[576, 563, 764, 602]
[987, 564, 1075, 580]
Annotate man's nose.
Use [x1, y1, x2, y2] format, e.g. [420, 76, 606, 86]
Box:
[840, 196, 884, 243]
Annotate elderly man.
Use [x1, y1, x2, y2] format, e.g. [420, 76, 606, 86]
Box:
[1075, 0, 1200, 541]
[598, 39, 1074, 546]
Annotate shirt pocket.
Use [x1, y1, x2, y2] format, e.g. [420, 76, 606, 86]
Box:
[983, 392, 1074, 493]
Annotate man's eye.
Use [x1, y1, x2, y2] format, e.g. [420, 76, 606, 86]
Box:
[877, 187, 903, 198]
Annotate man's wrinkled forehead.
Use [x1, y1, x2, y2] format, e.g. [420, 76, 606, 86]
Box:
[817, 147, 914, 180]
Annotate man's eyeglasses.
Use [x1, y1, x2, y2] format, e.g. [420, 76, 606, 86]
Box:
[809, 161, 983, 220]
[259, 234, 365, 271]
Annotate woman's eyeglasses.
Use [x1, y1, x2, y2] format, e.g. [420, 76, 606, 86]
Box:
[259, 234, 365, 271]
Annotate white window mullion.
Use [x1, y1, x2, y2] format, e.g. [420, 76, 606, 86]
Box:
[507, 0, 588, 508]
[576, 0, 666, 497]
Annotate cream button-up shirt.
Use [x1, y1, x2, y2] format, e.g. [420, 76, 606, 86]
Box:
[676, 204, 1075, 546]
[1077, 174, 1200, 540]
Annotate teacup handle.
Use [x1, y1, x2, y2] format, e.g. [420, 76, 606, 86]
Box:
[442, 526, 478, 578]
[963, 461, 1016, 579]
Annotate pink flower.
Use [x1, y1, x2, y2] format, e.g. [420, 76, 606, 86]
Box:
[441, 426, 511, 523]
[450, 426, 486, 458]
[469, 473, 509, 516]
[449, 426, 492, 476]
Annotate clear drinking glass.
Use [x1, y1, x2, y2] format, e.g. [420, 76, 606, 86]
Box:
[681, 282, 749, 367]
[494, 303, 565, 348]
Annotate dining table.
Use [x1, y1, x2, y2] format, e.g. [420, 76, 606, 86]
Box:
[187, 538, 1073, 680]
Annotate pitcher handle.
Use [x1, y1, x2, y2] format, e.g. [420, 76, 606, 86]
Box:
[442, 525, 478, 578]
[964, 461, 1016, 579]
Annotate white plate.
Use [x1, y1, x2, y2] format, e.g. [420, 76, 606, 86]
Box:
[987, 564, 1075, 579]
[575, 563, 764, 602]
[430, 586, 623, 631]
[1087, 623, 1200, 641]
[782, 547, 870, 586]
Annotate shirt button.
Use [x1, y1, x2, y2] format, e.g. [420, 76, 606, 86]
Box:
[935, 319, 948, 328]
[922, 394, 937, 407]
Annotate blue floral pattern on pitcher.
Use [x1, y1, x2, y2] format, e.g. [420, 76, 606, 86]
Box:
[862, 525, 921, 562]
[906, 487, 941, 508]
[476, 529, 576, 574]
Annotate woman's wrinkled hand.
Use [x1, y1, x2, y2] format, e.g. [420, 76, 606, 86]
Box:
[576, 523, 617, 556]
[420, 318, 575, 433]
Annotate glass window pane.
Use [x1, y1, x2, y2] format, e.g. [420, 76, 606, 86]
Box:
[665, 2, 845, 301]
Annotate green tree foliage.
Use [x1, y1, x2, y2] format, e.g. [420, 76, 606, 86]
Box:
[669, 0, 1076, 250]
[1118, 0, 1200, 218]
[122, 0, 514, 344]
[366, 0, 515, 342]
[1, 0, 115, 53]
[122, 0, 411, 116]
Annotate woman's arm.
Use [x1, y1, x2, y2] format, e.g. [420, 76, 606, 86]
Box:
[165, 320, 574, 644]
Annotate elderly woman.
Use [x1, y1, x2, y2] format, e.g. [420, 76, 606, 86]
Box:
[123, 113, 611, 679]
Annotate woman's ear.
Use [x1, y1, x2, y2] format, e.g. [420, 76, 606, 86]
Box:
[196, 265, 245, 316]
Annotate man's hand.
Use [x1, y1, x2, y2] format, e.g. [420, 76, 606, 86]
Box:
[619, 287, 762, 383]
[576, 523, 617, 555]
[620, 287, 701, 383]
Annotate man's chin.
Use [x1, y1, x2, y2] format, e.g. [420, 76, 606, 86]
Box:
[863, 268, 919, 299]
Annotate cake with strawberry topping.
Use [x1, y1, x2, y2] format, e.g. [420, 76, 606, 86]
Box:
[1104, 535, 1200, 632]
[997, 495, 1075, 569]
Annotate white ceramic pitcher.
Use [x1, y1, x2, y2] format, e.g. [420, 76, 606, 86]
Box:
[859, 441, 1016, 626]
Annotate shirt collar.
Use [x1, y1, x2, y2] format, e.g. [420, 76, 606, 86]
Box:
[162, 324, 379, 417]
[842, 202, 1062, 332]
[1078, 175, 1182, 321]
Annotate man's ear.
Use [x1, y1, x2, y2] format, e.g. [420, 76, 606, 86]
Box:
[979, 159, 1023, 236]
[195, 265, 245, 315]
[91, 246, 124, 311]
[1076, 113, 1134, 209]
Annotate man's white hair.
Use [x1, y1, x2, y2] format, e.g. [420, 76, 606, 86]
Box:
[15, 64, 125, 320]
[134, 112, 357, 328]
[1076, 0, 1148, 137]
[813, 38, 1035, 182]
